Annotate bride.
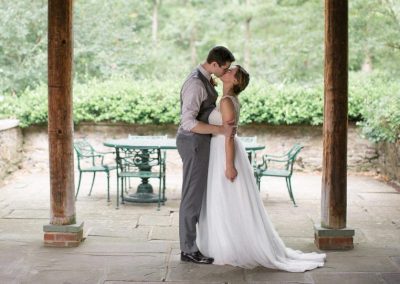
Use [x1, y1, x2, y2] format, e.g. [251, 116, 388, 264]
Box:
[196, 65, 326, 272]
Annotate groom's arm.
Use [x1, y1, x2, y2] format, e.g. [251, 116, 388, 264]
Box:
[181, 80, 225, 135]
[192, 121, 236, 137]
[191, 121, 223, 135]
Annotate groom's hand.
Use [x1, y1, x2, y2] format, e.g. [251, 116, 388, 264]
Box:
[225, 166, 238, 182]
[222, 119, 236, 138]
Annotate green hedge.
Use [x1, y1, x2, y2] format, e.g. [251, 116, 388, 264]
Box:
[0, 73, 399, 142]
[351, 73, 400, 143]
[73, 78, 181, 124]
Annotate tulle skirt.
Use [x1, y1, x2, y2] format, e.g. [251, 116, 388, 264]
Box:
[196, 135, 326, 272]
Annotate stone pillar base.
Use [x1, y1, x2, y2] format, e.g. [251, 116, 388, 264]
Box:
[314, 224, 355, 250]
[43, 222, 84, 247]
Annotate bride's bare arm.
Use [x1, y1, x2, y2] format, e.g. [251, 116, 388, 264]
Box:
[220, 98, 237, 182]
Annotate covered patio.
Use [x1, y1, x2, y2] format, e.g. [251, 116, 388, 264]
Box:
[46, 0, 351, 250]
[0, 154, 399, 282]
[1, 0, 399, 282]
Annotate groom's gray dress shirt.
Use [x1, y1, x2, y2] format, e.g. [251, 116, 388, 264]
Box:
[178, 65, 213, 134]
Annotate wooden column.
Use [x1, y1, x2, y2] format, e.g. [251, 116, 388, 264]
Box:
[44, 0, 84, 247]
[314, 0, 354, 250]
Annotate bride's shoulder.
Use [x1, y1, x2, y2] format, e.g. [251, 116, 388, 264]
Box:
[220, 95, 239, 108]
[219, 95, 235, 105]
[219, 96, 239, 112]
[220, 95, 238, 103]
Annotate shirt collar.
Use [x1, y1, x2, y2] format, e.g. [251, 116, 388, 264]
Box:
[198, 64, 211, 81]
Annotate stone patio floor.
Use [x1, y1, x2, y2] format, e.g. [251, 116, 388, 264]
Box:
[0, 163, 399, 283]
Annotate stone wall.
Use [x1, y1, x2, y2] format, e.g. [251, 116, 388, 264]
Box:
[235, 123, 379, 173]
[71, 122, 378, 173]
[3, 121, 397, 187]
[376, 141, 400, 185]
[18, 123, 381, 177]
[0, 120, 23, 182]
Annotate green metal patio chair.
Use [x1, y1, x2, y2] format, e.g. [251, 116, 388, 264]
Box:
[127, 135, 167, 198]
[254, 144, 304, 206]
[116, 146, 165, 210]
[73, 139, 116, 202]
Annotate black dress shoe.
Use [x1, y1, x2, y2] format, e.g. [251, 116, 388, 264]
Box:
[181, 251, 214, 264]
[196, 251, 214, 262]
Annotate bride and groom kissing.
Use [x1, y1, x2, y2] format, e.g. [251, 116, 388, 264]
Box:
[176, 46, 326, 272]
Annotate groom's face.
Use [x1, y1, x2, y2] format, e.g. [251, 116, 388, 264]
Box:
[214, 62, 232, 78]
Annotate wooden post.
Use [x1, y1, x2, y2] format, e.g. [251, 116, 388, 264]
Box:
[44, 0, 84, 247]
[314, 0, 354, 250]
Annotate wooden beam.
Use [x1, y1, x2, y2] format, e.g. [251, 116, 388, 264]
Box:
[48, 0, 75, 225]
[321, 0, 348, 229]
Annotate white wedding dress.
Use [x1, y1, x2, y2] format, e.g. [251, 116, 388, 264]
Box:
[196, 95, 326, 272]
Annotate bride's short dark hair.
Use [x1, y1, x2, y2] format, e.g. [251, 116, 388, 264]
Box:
[233, 65, 250, 95]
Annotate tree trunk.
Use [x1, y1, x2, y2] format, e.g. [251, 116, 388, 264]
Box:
[321, 0, 348, 229]
[48, 0, 76, 225]
[244, 0, 252, 70]
[152, 0, 160, 45]
[361, 52, 372, 73]
[190, 26, 197, 67]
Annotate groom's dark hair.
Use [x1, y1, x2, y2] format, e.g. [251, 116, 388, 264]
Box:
[206, 46, 235, 66]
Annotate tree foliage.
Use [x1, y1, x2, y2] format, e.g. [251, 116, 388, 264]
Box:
[1, 0, 399, 93]
[0, 0, 399, 142]
[0, 0, 47, 94]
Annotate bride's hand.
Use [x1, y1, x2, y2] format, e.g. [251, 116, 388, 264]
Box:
[225, 166, 238, 182]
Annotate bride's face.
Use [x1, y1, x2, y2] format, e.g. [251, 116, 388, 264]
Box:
[221, 67, 238, 85]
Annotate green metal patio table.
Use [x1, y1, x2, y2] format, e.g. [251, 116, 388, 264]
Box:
[104, 136, 265, 204]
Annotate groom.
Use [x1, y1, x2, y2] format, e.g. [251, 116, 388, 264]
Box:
[176, 46, 236, 264]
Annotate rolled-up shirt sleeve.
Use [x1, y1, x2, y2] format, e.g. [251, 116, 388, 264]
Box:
[180, 80, 207, 132]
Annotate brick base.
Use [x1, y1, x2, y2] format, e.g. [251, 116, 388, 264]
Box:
[314, 224, 355, 250]
[43, 222, 84, 248]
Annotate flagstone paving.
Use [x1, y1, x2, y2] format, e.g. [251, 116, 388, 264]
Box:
[1, 165, 399, 283]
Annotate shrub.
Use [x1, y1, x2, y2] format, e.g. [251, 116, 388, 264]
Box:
[73, 78, 181, 124]
[351, 72, 400, 143]
[0, 73, 398, 143]
[239, 82, 324, 125]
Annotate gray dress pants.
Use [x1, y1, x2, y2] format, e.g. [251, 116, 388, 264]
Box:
[176, 133, 211, 253]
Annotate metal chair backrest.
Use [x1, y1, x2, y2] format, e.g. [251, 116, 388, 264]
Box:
[117, 148, 162, 172]
[74, 140, 95, 156]
[73, 140, 97, 168]
[238, 136, 257, 144]
[286, 144, 304, 172]
[128, 135, 168, 141]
